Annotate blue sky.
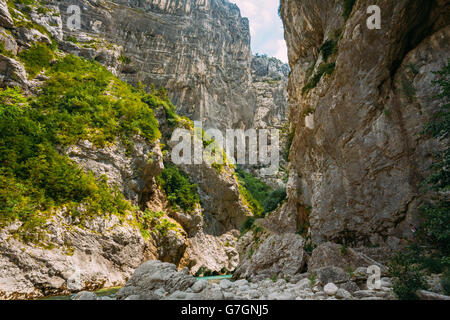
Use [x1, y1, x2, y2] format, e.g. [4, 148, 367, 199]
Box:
[229, 0, 288, 63]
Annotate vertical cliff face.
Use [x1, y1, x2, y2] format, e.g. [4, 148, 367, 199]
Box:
[251, 55, 290, 130]
[279, 0, 450, 245]
[54, 0, 256, 130]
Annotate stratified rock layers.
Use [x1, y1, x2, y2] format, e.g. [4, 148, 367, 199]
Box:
[278, 0, 449, 244]
[55, 0, 255, 130]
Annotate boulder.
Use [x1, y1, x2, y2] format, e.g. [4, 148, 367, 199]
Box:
[72, 291, 98, 300]
[314, 266, 350, 285]
[308, 242, 385, 272]
[339, 281, 360, 294]
[0, 0, 13, 28]
[0, 27, 17, 55]
[234, 233, 306, 280]
[324, 283, 338, 296]
[0, 55, 28, 89]
[115, 261, 196, 300]
[191, 280, 208, 293]
[416, 290, 450, 301]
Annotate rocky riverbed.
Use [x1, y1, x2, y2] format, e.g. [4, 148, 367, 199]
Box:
[70, 260, 397, 300]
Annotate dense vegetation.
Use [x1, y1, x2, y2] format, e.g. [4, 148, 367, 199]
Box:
[236, 167, 286, 218]
[0, 48, 166, 243]
[157, 163, 200, 213]
[140, 209, 181, 238]
[389, 61, 450, 299]
[320, 40, 337, 62]
[17, 43, 54, 78]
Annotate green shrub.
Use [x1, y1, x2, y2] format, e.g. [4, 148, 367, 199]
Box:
[36, 54, 161, 148]
[389, 252, 426, 300]
[240, 216, 255, 234]
[119, 54, 131, 65]
[0, 42, 14, 58]
[342, 0, 356, 20]
[302, 62, 336, 95]
[157, 164, 200, 213]
[140, 210, 180, 238]
[320, 40, 337, 62]
[235, 168, 285, 216]
[66, 36, 78, 44]
[17, 43, 54, 78]
[263, 188, 287, 213]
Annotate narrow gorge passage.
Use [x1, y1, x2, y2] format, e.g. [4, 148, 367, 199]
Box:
[0, 0, 449, 304]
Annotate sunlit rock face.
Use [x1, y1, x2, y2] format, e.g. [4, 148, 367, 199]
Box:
[279, 0, 449, 244]
[55, 0, 256, 130]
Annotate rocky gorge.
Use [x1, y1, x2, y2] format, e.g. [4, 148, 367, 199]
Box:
[0, 0, 449, 301]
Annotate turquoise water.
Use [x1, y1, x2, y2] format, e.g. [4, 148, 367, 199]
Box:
[196, 274, 232, 281]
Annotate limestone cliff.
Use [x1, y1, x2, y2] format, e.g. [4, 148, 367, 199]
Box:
[53, 0, 256, 130]
[0, 0, 257, 299]
[276, 0, 449, 245]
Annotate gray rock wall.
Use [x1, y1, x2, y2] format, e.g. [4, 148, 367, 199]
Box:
[279, 0, 450, 244]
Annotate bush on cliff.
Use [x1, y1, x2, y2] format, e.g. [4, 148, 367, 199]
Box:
[235, 167, 286, 217]
[157, 163, 200, 213]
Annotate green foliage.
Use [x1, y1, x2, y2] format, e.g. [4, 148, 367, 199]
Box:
[119, 54, 131, 65]
[320, 40, 337, 62]
[263, 188, 287, 213]
[66, 36, 78, 44]
[140, 209, 180, 238]
[157, 164, 200, 213]
[389, 252, 426, 300]
[342, 0, 356, 20]
[418, 202, 450, 256]
[235, 168, 286, 216]
[0, 86, 135, 242]
[35, 54, 161, 148]
[408, 63, 419, 75]
[240, 216, 255, 234]
[17, 43, 54, 78]
[302, 63, 336, 95]
[0, 42, 14, 58]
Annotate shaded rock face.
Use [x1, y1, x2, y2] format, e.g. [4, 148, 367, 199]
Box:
[278, 0, 450, 244]
[66, 138, 164, 207]
[53, 0, 256, 130]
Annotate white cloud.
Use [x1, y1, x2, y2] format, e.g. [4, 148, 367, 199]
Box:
[229, 0, 288, 63]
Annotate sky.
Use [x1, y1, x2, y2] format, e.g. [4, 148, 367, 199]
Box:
[229, 0, 288, 63]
